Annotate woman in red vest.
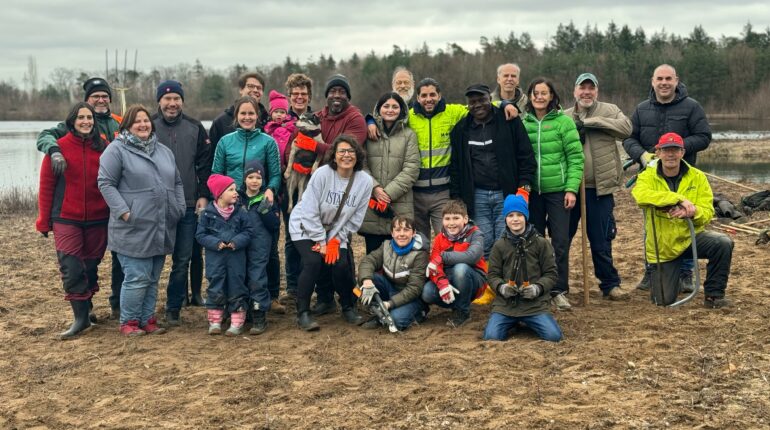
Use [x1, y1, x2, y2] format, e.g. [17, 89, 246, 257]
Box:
[36, 102, 110, 340]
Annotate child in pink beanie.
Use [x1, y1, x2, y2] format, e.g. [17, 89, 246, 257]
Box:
[263, 90, 297, 169]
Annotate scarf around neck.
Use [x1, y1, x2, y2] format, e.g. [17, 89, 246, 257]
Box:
[121, 130, 155, 154]
[442, 223, 473, 242]
[390, 237, 416, 256]
[214, 202, 235, 220]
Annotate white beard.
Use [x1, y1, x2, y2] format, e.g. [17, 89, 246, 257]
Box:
[398, 87, 414, 103]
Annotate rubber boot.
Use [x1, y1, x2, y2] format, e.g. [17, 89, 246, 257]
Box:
[341, 307, 364, 325]
[226, 310, 246, 336]
[59, 300, 94, 340]
[88, 298, 97, 324]
[297, 311, 319, 331]
[189, 283, 204, 307]
[250, 310, 267, 335]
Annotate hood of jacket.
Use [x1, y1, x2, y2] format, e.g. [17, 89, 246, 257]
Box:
[412, 97, 447, 118]
[648, 82, 689, 106]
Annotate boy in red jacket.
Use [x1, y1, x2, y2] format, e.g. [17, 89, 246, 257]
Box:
[421, 200, 487, 327]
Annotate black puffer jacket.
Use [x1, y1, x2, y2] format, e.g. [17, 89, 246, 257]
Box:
[623, 82, 711, 166]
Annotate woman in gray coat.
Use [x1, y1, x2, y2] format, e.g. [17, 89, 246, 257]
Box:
[360, 92, 420, 253]
[98, 105, 186, 336]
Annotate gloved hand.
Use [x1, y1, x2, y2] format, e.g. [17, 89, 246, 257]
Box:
[426, 255, 442, 278]
[368, 198, 393, 217]
[257, 197, 273, 214]
[640, 152, 656, 167]
[516, 186, 530, 204]
[324, 237, 341, 265]
[498, 281, 519, 298]
[436, 278, 459, 304]
[359, 283, 378, 306]
[520, 283, 542, 299]
[50, 152, 67, 176]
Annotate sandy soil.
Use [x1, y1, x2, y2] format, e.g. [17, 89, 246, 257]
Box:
[1, 178, 769, 429]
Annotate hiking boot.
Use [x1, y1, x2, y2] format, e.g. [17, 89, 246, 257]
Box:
[120, 320, 145, 337]
[165, 309, 181, 326]
[605, 286, 630, 301]
[679, 273, 695, 293]
[250, 310, 267, 335]
[636, 271, 651, 291]
[141, 316, 166, 335]
[311, 300, 337, 316]
[278, 292, 297, 306]
[704, 296, 732, 309]
[552, 293, 572, 311]
[341, 307, 364, 325]
[361, 317, 381, 329]
[446, 310, 470, 328]
[270, 299, 287, 315]
[59, 300, 94, 340]
[297, 311, 320, 331]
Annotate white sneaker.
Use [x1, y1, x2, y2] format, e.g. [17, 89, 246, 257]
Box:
[551, 293, 572, 311]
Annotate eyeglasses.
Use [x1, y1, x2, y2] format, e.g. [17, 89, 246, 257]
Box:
[245, 84, 262, 91]
[290, 91, 309, 97]
[336, 148, 356, 155]
[89, 95, 110, 100]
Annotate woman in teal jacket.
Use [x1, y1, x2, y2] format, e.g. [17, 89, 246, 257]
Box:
[212, 96, 281, 202]
[522, 78, 584, 310]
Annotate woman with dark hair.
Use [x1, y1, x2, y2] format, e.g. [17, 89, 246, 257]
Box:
[36, 102, 109, 340]
[359, 92, 420, 253]
[288, 135, 373, 331]
[522, 78, 584, 311]
[98, 104, 186, 336]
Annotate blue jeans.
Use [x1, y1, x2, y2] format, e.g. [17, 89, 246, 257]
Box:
[421, 263, 484, 315]
[474, 189, 505, 259]
[166, 207, 197, 312]
[483, 312, 562, 342]
[118, 254, 165, 325]
[568, 188, 621, 294]
[371, 274, 426, 330]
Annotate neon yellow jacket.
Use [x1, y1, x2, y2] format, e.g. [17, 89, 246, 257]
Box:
[409, 99, 467, 191]
[631, 161, 714, 263]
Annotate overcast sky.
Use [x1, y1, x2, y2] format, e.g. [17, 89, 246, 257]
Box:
[3, 0, 768, 86]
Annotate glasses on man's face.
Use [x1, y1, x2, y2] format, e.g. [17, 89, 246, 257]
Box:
[336, 148, 356, 155]
[246, 84, 262, 91]
[290, 92, 308, 98]
[89, 95, 110, 100]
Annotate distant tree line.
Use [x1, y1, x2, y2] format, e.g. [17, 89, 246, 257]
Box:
[2, 22, 769, 121]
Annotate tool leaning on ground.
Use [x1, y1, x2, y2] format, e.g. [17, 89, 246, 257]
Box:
[353, 286, 398, 333]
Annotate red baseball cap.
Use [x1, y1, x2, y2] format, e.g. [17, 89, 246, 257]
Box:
[656, 132, 684, 149]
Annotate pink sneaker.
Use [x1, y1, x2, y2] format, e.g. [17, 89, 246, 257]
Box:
[120, 320, 146, 337]
[141, 316, 166, 335]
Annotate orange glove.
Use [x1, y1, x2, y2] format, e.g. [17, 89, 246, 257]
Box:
[324, 237, 341, 265]
[516, 187, 530, 203]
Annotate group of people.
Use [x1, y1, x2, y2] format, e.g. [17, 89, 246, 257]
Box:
[35, 61, 734, 342]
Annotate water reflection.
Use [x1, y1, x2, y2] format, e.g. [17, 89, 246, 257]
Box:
[698, 160, 770, 184]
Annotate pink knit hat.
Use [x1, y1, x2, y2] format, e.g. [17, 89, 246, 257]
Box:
[268, 90, 289, 114]
[207, 174, 235, 199]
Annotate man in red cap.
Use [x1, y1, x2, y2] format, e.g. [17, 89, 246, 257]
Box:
[631, 132, 732, 308]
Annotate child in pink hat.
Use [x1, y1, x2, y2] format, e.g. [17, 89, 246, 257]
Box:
[263, 90, 297, 169]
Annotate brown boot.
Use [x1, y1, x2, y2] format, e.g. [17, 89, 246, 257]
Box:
[271, 299, 286, 314]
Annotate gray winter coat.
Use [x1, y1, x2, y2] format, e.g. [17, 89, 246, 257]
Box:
[623, 82, 711, 166]
[360, 114, 420, 235]
[98, 132, 186, 258]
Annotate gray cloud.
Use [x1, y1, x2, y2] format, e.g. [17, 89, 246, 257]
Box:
[2, 0, 768, 84]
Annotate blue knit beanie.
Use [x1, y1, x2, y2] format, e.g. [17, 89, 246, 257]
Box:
[156, 80, 184, 101]
[503, 194, 529, 220]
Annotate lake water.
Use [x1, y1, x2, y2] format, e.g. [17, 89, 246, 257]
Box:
[1, 119, 768, 191]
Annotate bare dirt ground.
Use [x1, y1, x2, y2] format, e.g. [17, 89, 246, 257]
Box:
[1, 176, 769, 429]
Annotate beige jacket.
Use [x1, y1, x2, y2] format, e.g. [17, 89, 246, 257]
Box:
[564, 101, 631, 196]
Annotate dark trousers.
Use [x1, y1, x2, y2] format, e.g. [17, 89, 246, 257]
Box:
[361, 233, 391, 254]
[294, 240, 355, 314]
[204, 249, 249, 313]
[190, 240, 203, 297]
[281, 187, 301, 296]
[530, 191, 571, 295]
[568, 188, 621, 294]
[267, 228, 281, 299]
[649, 231, 733, 305]
[109, 251, 124, 309]
[53, 223, 107, 300]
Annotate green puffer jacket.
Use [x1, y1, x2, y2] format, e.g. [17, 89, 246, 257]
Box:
[360, 114, 420, 235]
[487, 226, 558, 317]
[631, 161, 714, 263]
[358, 235, 429, 308]
[523, 110, 584, 194]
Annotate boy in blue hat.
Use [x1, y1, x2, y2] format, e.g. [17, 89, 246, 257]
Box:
[483, 194, 563, 342]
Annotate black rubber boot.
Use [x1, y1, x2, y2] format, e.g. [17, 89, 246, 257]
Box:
[341, 307, 364, 325]
[250, 310, 267, 335]
[88, 298, 97, 323]
[59, 300, 94, 340]
[297, 311, 319, 331]
[189, 287, 204, 307]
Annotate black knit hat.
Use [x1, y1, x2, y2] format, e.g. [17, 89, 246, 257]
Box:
[324, 74, 351, 99]
[83, 77, 112, 101]
[156, 80, 185, 101]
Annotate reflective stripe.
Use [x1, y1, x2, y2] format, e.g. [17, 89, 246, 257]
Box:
[469, 139, 492, 146]
[415, 176, 449, 187]
[421, 153, 451, 168]
[420, 146, 450, 158]
[382, 266, 411, 280]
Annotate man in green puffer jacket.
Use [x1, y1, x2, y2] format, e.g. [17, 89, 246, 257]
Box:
[631, 132, 732, 309]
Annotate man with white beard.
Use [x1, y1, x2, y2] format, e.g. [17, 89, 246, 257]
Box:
[391, 67, 415, 104]
[564, 72, 631, 300]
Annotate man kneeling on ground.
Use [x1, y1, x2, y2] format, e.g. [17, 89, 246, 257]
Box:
[631, 132, 733, 308]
